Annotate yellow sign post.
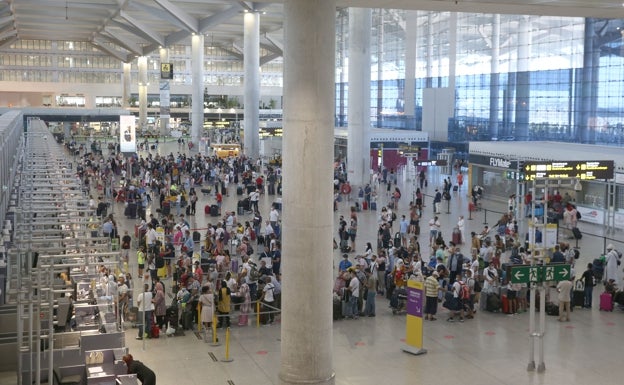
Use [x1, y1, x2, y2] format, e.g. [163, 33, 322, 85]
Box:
[403, 279, 427, 355]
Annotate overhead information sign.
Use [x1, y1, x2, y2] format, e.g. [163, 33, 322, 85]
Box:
[523, 160, 614, 181]
[416, 160, 448, 166]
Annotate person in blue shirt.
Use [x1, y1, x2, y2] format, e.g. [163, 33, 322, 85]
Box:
[551, 244, 566, 263]
[339, 254, 352, 272]
[399, 215, 409, 247]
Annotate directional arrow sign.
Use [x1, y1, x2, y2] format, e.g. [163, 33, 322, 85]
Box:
[510, 266, 541, 284]
[510, 264, 571, 284]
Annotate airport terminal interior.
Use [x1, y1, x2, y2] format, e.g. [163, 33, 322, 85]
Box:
[2, 1, 624, 385]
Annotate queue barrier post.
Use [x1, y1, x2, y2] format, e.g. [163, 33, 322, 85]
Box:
[221, 327, 234, 362]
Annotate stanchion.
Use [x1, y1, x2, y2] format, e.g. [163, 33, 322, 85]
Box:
[256, 301, 260, 328]
[468, 203, 474, 220]
[483, 209, 488, 225]
[210, 313, 220, 346]
[221, 327, 233, 362]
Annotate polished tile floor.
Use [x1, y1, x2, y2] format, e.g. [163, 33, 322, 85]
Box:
[3, 140, 624, 385]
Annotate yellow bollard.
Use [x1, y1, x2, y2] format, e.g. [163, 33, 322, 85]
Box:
[256, 301, 260, 328]
[197, 303, 202, 332]
[221, 327, 233, 362]
[210, 313, 220, 346]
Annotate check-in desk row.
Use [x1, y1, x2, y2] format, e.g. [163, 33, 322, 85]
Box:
[21, 332, 138, 384]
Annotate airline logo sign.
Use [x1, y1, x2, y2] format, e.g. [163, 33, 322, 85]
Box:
[489, 157, 512, 168]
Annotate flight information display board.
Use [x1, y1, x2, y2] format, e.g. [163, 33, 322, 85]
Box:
[523, 160, 614, 180]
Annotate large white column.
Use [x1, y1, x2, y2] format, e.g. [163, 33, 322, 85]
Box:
[244, 11, 260, 159]
[404, 11, 418, 124]
[347, 8, 371, 188]
[279, 0, 335, 384]
[191, 34, 204, 149]
[159, 48, 170, 136]
[122, 62, 131, 108]
[137, 56, 148, 132]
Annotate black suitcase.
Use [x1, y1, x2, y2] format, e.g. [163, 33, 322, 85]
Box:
[394, 232, 402, 247]
[237, 206, 244, 216]
[572, 227, 582, 239]
[237, 186, 243, 195]
[246, 184, 256, 194]
[186, 205, 191, 215]
[166, 306, 179, 328]
[333, 298, 343, 320]
[210, 204, 219, 217]
[453, 185, 459, 192]
[193, 231, 201, 243]
[125, 202, 137, 218]
[486, 293, 501, 312]
[182, 310, 194, 330]
[573, 281, 584, 308]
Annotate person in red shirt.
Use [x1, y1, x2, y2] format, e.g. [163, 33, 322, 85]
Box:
[216, 191, 222, 214]
[524, 191, 532, 217]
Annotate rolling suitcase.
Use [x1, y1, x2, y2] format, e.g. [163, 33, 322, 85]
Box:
[333, 298, 343, 320]
[394, 232, 402, 247]
[182, 309, 194, 330]
[151, 323, 160, 338]
[370, 201, 377, 211]
[237, 186, 243, 195]
[486, 293, 501, 312]
[166, 306, 179, 328]
[205, 205, 211, 215]
[237, 205, 244, 216]
[362, 201, 368, 210]
[501, 294, 511, 314]
[572, 227, 582, 239]
[573, 281, 584, 308]
[453, 185, 459, 192]
[124, 202, 137, 218]
[193, 231, 201, 243]
[186, 205, 191, 215]
[210, 204, 219, 217]
[600, 292, 613, 311]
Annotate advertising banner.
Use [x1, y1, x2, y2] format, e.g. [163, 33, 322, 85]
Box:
[119, 115, 136, 153]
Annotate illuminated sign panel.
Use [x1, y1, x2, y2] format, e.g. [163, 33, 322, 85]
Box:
[523, 160, 614, 180]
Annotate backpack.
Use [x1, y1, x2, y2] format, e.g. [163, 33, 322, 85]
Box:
[459, 281, 470, 300]
[246, 244, 254, 256]
[249, 264, 261, 281]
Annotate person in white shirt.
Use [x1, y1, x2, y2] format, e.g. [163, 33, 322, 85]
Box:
[260, 275, 276, 324]
[249, 189, 260, 212]
[269, 206, 280, 228]
[136, 284, 154, 340]
[145, 224, 158, 254]
[346, 270, 360, 319]
[457, 215, 465, 244]
[429, 216, 441, 246]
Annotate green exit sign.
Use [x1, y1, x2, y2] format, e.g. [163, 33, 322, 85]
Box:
[509, 264, 571, 284]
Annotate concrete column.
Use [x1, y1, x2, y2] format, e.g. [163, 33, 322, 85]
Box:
[448, 12, 457, 92]
[244, 11, 260, 159]
[279, 0, 335, 384]
[404, 11, 418, 127]
[489, 14, 501, 138]
[191, 34, 204, 149]
[375, 12, 384, 128]
[159, 48, 170, 136]
[347, 8, 371, 188]
[426, 13, 434, 88]
[138, 56, 148, 132]
[122, 62, 131, 108]
[515, 16, 531, 141]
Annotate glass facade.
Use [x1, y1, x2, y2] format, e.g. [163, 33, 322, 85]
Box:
[2, 11, 624, 146]
[334, 10, 624, 146]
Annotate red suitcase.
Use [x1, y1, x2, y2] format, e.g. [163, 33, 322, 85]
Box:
[151, 324, 160, 338]
[362, 201, 368, 210]
[600, 292, 613, 311]
[204, 204, 210, 215]
[501, 294, 511, 314]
